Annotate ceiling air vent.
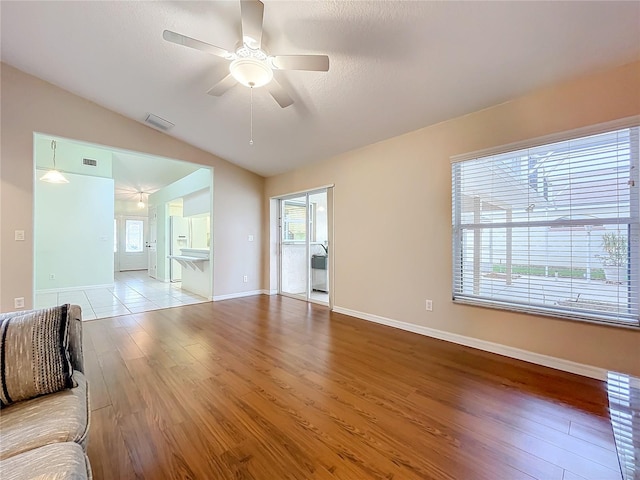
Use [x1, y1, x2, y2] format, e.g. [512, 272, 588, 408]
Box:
[144, 113, 174, 131]
[83, 158, 97, 167]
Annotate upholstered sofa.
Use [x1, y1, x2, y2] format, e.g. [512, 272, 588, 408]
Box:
[0, 305, 92, 480]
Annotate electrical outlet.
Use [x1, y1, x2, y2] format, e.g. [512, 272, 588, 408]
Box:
[49, 274, 56, 280]
[14, 297, 25, 309]
[248, 234, 254, 242]
[14, 230, 25, 241]
[243, 275, 248, 283]
[425, 299, 433, 311]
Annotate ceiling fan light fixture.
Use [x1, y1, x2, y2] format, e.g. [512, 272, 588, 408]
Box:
[164, 0, 328, 108]
[230, 58, 273, 88]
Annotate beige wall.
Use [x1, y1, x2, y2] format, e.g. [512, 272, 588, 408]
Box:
[0, 63, 264, 310]
[264, 61, 640, 376]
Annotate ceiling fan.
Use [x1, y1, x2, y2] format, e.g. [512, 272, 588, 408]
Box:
[163, 0, 330, 108]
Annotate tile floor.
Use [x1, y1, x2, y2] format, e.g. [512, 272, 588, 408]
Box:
[34, 270, 209, 320]
[310, 290, 329, 304]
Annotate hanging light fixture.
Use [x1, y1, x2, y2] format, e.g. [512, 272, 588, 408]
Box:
[40, 140, 69, 184]
[137, 192, 145, 209]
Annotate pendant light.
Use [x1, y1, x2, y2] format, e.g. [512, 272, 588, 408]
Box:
[137, 192, 145, 209]
[40, 140, 69, 184]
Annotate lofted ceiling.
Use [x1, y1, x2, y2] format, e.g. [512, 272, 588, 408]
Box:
[34, 133, 204, 202]
[2, 1, 639, 177]
[111, 151, 204, 203]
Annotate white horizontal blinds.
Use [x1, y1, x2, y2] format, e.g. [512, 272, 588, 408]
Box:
[283, 201, 307, 241]
[452, 126, 640, 327]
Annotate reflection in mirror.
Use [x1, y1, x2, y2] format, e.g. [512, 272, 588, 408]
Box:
[607, 371, 639, 480]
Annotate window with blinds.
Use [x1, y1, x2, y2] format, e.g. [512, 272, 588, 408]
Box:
[283, 201, 311, 241]
[451, 125, 639, 327]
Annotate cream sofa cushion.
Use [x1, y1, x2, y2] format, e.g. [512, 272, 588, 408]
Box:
[0, 372, 89, 460]
[0, 442, 91, 480]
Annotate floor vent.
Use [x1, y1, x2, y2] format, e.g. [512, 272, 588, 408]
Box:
[83, 158, 97, 167]
[144, 113, 175, 131]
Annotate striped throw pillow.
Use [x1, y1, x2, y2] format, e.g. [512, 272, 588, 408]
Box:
[0, 304, 76, 407]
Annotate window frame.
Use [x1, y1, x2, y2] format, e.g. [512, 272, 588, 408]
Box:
[124, 219, 145, 253]
[282, 200, 315, 243]
[450, 116, 640, 329]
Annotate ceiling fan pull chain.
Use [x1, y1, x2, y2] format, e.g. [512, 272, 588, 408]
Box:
[249, 84, 254, 146]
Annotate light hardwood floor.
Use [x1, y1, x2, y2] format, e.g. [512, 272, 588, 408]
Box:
[83, 295, 622, 480]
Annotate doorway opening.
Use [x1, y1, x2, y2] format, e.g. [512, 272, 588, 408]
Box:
[33, 132, 213, 319]
[278, 188, 331, 306]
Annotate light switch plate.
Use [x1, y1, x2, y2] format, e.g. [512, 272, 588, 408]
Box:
[15, 230, 25, 241]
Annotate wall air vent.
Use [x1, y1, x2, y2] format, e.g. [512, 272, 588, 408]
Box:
[144, 113, 175, 131]
[82, 158, 97, 167]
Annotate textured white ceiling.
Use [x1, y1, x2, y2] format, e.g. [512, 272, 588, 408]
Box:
[2, 1, 639, 177]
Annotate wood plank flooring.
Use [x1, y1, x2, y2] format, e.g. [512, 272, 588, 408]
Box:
[83, 295, 622, 480]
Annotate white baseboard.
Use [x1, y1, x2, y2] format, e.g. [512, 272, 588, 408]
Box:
[212, 290, 263, 302]
[261, 289, 278, 295]
[332, 306, 608, 381]
[36, 283, 114, 295]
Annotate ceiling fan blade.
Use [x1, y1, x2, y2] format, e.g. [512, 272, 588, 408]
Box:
[240, 0, 264, 49]
[267, 79, 294, 108]
[163, 30, 231, 59]
[272, 55, 330, 72]
[206, 74, 238, 96]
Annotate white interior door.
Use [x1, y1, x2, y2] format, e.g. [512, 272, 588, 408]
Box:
[148, 207, 158, 279]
